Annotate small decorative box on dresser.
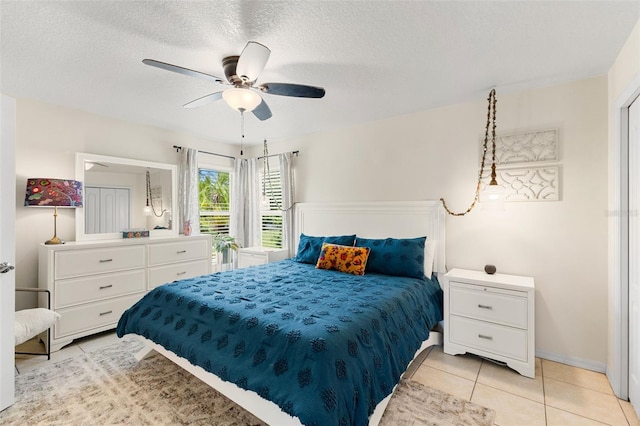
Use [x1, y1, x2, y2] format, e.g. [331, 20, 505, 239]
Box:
[237, 246, 289, 269]
[442, 268, 535, 378]
[39, 234, 211, 352]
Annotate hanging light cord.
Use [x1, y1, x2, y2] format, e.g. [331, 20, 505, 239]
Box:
[262, 139, 281, 210]
[145, 170, 151, 207]
[440, 89, 497, 216]
[146, 170, 167, 217]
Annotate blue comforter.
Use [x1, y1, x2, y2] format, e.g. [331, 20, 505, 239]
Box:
[117, 259, 442, 426]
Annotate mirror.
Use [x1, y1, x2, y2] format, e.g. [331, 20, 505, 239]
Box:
[75, 153, 178, 241]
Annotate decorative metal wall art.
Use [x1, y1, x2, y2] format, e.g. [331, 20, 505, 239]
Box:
[481, 128, 561, 202]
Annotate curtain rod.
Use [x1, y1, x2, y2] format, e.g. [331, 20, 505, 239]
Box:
[173, 145, 235, 160]
[173, 145, 298, 160]
[258, 150, 299, 160]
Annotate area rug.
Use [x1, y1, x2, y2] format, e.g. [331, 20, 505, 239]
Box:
[2, 337, 495, 425]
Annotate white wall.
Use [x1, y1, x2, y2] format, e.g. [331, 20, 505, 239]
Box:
[607, 17, 640, 395]
[12, 76, 611, 368]
[13, 97, 237, 309]
[264, 77, 609, 369]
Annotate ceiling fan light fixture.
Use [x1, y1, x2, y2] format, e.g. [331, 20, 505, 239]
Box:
[222, 88, 262, 112]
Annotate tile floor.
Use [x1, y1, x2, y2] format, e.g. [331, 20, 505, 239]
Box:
[14, 332, 640, 426]
[410, 346, 639, 426]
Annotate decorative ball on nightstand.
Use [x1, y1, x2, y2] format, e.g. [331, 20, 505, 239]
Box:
[484, 264, 497, 274]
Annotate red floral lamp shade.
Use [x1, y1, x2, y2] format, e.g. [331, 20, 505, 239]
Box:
[24, 178, 83, 208]
[24, 178, 83, 245]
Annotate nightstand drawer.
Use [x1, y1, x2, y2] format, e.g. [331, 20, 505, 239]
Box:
[449, 315, 528, 362]
[450, 283, 527, 329]
[237, 247, 289, 269]
[238, 252, 268, 268]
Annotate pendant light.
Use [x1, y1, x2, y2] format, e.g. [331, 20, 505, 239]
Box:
[440, 89, 504, 216]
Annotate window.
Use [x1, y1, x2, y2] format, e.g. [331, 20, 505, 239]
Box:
[199, 167, 230, 260]
[260, 163, 283, 248]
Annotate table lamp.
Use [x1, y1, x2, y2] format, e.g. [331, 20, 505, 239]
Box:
[24, 178, 83, 244]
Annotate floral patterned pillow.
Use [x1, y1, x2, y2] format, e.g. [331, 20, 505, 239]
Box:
[315, 243, 371, 276]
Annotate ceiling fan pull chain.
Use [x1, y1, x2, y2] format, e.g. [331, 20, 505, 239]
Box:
[240, 110, 245, 156]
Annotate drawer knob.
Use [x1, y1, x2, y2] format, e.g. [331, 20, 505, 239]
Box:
[99, 310, 113, 316]
[176, 271, 186, 276]
[99, 285, 113, 290]
[478, 334, 493, 341]
[177, 250, 187, 254]
[99, 259, 113, 263]
[478, 304, 493, 310]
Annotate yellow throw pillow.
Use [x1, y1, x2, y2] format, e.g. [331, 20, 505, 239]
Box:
[315, 243, 371, 276]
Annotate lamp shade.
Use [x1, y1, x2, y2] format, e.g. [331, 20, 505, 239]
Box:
[25, 178, 83, 208]
[222, 88, 262, 112]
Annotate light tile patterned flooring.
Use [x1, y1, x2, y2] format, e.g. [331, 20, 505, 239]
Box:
[410, 346, 639, 426]
[14, 332, 640, 426]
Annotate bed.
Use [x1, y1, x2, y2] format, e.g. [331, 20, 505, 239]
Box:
[117, 201, 446, 426]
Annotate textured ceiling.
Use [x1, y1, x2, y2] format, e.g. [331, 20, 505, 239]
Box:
[1, 1, 639, 146]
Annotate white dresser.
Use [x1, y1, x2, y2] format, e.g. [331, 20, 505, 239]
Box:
[39, 235, 211, 351]
[237, 246, 289, 269]
[442, 268, 535, 378]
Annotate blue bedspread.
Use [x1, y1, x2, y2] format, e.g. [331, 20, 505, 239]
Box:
[117, 259, 442, 426]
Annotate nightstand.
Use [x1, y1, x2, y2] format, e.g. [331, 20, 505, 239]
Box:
[237, 246, 289, 269]
[442, 268, 535, 378]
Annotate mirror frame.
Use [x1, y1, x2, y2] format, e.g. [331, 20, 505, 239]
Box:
[75, 152, 178, 241]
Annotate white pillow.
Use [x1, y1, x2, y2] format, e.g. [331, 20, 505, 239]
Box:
[424, 240, 437, 278]
[14, 308, 60, 346]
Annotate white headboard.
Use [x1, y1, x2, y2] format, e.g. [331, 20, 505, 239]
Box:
[294, 201, 445, 274]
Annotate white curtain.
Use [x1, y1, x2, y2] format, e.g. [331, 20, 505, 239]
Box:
[178, 148, 200, 235]
[246, 158, 261, 248]
[279, 152, 295, 254]
[230, 158, 246, 245]
[230, 158, 261, 248]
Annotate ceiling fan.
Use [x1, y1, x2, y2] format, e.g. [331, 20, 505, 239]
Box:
[143, 41, 326, 121]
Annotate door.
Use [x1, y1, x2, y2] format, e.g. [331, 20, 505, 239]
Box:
[85, 187, 100, 234]
[0, 95, 17, 410]
[630, 95, 640, 416]
[86, 186, 130, 233]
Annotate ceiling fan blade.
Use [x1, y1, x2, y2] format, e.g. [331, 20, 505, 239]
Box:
[260, 83, 325, 98]
[236, 42, 271, 83]
[252, 98, 272, 121]
[143, 59, 224, 84]
[183, 92, 224, 109]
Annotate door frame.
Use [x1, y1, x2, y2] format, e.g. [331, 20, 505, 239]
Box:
[0, 95, 17, 411]
[611, 73, 640, 400]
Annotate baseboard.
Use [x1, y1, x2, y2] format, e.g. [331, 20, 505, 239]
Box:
[535, 350, 607, 373]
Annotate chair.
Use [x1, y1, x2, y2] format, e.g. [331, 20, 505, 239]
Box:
[15, 288, 60, 360]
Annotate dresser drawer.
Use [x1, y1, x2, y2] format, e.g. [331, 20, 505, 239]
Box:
[449, 315, 528, 362]
[148, 239, 210, 266]
[449, 283, 527, 329]
[55, 246, 146, 279]
[55, 294, 143, 338]
[148, 259, 210, 289]
[55, 269, 146, 309]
